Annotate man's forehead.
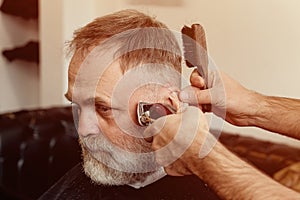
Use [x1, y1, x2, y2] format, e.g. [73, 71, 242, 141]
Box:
[68, 57, 125, 99]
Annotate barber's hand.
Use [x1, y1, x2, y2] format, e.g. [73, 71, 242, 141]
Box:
[144, 106, 210, 176]
[180, 69, 263, 126]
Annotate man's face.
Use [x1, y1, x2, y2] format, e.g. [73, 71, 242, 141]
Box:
[65, 50, 167, 185]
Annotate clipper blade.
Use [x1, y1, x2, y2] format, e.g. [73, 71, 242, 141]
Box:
[137, 102, 175, 126]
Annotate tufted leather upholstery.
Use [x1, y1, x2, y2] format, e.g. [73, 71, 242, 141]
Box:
[219, 133, 300, 177]
[0, 107, 81, 200]
[0, 106, 299, 199]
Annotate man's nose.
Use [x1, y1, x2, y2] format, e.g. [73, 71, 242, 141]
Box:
[77, 110, 99, 138]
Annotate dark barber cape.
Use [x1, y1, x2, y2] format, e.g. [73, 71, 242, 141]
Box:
[39, 163, 220, 200]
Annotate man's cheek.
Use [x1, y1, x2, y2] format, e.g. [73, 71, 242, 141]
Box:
[112, 109, 140, 130]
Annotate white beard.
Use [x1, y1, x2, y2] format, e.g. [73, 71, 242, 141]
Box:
[79, 132, 161, 186]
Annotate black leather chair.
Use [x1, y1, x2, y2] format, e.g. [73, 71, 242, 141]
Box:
[0, 107, 81, 200]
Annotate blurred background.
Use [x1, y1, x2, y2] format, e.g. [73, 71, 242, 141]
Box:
[0, 0, 299, 146]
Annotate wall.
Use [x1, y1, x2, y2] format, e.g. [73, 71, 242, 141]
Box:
[0, 0, 39, 113]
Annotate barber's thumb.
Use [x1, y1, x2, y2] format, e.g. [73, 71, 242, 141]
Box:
[190, 69, 206, 89]
[179, 86, 211, 105]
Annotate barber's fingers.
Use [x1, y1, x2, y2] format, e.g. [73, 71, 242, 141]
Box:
[143, 116, 168, 142]
[190, 69, 206, 89]
[179, 86, 212, 105]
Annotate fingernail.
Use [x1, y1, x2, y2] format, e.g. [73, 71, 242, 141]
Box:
[179, 91, 189, 100]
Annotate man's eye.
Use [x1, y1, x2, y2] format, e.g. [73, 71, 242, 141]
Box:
[96, 105, 112, 115]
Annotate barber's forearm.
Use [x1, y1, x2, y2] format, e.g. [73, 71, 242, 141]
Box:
[190, 142, 299, 200]
[249, 95, 300, 139]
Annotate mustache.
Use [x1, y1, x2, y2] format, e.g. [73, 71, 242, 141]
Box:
[80, 132, 152, 154]
[80, 134, 108, 153]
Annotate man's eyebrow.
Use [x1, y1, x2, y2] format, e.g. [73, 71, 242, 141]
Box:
[64, 92, 111, 106]
[81, 96, 111, 106]
[93, 97, 110, 105]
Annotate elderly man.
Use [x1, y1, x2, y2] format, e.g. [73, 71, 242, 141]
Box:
[39, 9, 220, 199]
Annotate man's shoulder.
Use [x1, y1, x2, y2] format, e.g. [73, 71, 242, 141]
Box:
[38, 163, 98, 199]
[39, 164, 219, 200]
